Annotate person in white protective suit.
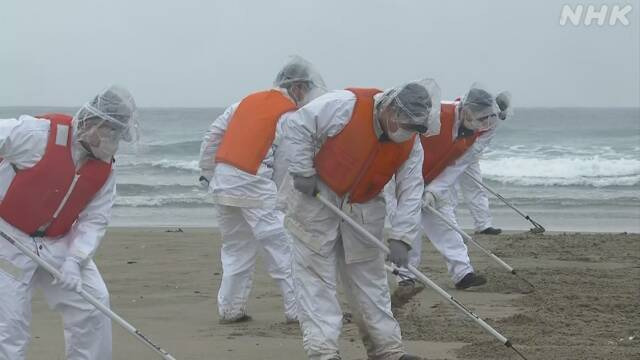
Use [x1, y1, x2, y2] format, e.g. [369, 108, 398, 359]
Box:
[392, 85, 513, 292]
[282, 79, 441, 360]
[454, 90, 512, 235]
[198, 56, 327, 324]
[456, 158, 501, 235]
[0, 85, 138, 360]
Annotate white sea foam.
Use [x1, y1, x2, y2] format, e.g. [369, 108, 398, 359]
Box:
[481, 156, 640, 187]
[117, 159, 200, 172]
[115, 194, 214, 207]
[485, 145, 639, 159]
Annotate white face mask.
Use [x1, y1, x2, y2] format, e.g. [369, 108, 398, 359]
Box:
[388, 127, 414, 142]
[461, 108, 499, 131]
[77, 122, 122, 163]
[88, 140, 119, 163]
[383, 114, 415, 143]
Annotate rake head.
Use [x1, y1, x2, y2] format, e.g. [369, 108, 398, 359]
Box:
[529, 226, 545, 234]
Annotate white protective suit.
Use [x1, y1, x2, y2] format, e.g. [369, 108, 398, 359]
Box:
[457, 158, 494, 232]
[282, 90, 424, 360]
[199, 88, 297, 322]
[0, 116, 114, 360]
[391, 106, 497, 284]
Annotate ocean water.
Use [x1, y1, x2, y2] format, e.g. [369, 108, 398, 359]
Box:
[1, 106, 638, 232]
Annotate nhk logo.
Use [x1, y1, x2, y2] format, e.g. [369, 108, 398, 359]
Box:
[560, 4, 633, 26]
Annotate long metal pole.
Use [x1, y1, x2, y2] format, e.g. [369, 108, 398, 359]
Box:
[315, 195, 528, 360]
[464, 170, 545, 233]
[0, 230, 178, 360]
[425, 205, 535, 289]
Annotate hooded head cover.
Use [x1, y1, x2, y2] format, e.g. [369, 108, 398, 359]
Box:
[274, 55, 327, 106]
[376, 78, 441, 142]
[74, 85, 138, 162]
[460, 83, 499, 131]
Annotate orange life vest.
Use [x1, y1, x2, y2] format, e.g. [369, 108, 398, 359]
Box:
[421, 102, 482, 183]
[215, 90, 297, 175]
[315, 88, 415, 204]
[0, 114, 112, 238]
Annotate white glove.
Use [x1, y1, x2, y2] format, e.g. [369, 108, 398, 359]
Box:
[198, 169, 213, 190]
[198, 176, 210, 189]
[53, 257, 83, 292]
[422, 191, 437, 209]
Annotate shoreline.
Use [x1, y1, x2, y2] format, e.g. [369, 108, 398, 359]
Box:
[106, 225, 639, 235]
[109, 204, 640, 234]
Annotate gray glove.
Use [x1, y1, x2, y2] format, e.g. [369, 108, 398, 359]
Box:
[293, 174, 318, 196]
[388, 239, 410, 268]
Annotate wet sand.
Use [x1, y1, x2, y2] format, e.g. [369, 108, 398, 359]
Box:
[26, 228, 639, 359]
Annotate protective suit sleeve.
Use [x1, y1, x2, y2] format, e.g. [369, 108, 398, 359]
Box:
[272, 113, 291, 187]
[426, 129, 495, 198]
[0, 117, 51, 169]
[198, 103, 239, 175]
[0, 118, 20, 156]
[286, 91, 356, 177]
[386, 137, 424, 247]
[67, 172, 116, 264]
[383, 178, 398, 220]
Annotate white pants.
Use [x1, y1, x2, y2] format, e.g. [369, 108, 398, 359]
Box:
[0, 253, 111, 360]
[216, 204, 296, 321]
[458, 160, 493, 232]
[398, 190, 474, 284]
[292, 235, 404, 360]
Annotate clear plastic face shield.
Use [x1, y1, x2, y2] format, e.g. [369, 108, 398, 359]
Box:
[377, 79, 441, 143]
[495, 91, 513, 120]
[377, 106, 416, 143]
[460, 84, 500, 132]
[274, 55, 327, 107]
[461, 106, 499, 131]
[74, 85, 138, 163]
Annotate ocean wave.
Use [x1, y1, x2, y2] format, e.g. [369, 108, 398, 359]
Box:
[481, 156, 640, 187]
[485, 145, 639, 160]
[114, 195, 214, 208]
[139, 140, 202, 155]
[478, 196, 640, 207]
[117, 159, 200, 173]
[116, 183, 201, 196]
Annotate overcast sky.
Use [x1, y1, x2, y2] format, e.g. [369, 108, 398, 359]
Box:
[1, 0, 638, 107]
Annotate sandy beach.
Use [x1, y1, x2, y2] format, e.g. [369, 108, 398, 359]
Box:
[24, 228, 639, 360]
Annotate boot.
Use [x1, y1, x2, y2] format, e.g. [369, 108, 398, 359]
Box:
[391, 278, 424, 308]
[476, 227, 502, 235]
[400, 354, 425, 360]
[455, 273, 487, 290]
[219, 314, 252, 324]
